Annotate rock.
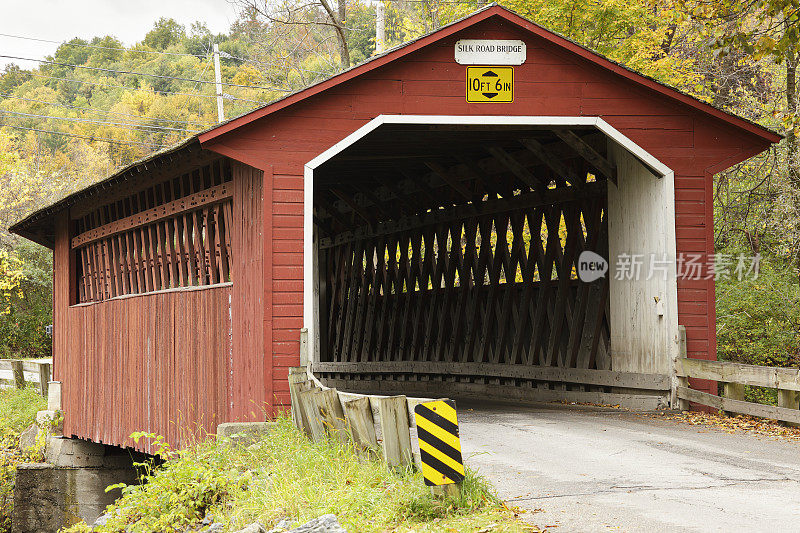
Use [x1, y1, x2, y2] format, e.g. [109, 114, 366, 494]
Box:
[209, 524, 225, 532]
[18, 423, 39, 453]
[288, 515, 346, 533]
[266, 518, 294, 532]
[93, 512, 111, 527]
[216, 422, 276, 446]
[231, 522, 265, 533]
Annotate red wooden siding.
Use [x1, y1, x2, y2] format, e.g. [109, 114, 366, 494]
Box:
[205, 15, 771, 403]
[229, 162, 266, 421]
[54, 160, 266, 451]
[271, 172, 303, 408]
[60, 284, 231, 453]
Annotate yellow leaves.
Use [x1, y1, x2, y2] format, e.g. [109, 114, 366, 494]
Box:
[120, 88, 158, 116]
[656, 410, 800, 441]
[0, 249, 25, 316]
[231, 64, 265, 87]
[755, 35, 778, 57]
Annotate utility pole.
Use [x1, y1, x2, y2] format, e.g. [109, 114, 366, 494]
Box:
[375, 1, 386, 54]
[213, 43, 225, 123]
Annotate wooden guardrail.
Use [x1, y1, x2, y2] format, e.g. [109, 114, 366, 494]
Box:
[0, 358, 52, 397]
[288, 366, 444, 470]
[675, 356, 800, 425]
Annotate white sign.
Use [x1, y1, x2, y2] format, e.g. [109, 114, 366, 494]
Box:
[455, 39, 526, 65]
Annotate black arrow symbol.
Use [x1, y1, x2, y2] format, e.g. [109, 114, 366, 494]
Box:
[483, 70, 498, 77]
[482, 92, 498, 99]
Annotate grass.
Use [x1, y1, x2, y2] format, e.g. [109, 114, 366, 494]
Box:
[0, 386, 48, 532]
[65, 417, 532, 532]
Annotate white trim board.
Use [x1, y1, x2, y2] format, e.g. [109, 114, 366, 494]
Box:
[305, 115, 672, 177]
[303, 114, 675, 370]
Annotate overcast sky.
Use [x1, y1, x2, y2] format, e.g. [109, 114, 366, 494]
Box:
[0, 0, 240, 69]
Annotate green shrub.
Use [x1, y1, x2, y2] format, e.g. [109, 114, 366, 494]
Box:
[0, 241, 52, 359]
[67, 418, 524, 533]
[716, 258, 800, 369]
[0, 387, 48, 532]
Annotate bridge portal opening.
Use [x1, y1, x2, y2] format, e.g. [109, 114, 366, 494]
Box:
[305, 116, 678, 409]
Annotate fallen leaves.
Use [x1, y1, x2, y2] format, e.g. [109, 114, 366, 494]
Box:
[649, 410, 800, 440]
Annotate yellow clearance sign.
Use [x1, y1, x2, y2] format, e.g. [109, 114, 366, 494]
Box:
[466, 66, 514, 103]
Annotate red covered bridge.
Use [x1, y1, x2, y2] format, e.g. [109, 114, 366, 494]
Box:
[11, 5, 780, 451]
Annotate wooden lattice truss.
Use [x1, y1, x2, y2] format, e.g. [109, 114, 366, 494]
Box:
[314, 125, 617, 387]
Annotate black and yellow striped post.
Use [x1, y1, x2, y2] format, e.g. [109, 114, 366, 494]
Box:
[414, 399, 465, 497]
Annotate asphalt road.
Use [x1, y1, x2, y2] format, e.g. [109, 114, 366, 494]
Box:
[457, 401, 800, 532]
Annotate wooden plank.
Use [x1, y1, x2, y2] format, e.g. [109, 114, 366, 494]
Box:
[677, 386, 800, 425]
[778, 389, 800, 410]
[305, 388, 348, 441]
[167, 218, 179, 288]
[675, 326, 689, 410]
[10, 361, 25, 389]
[222, 200, 233, 281]
[175, 217, 188, 286]
[183, 213, 197, 285]
[206, 207, 219, 285]
[486, 146, 544, 195]
[377, 395, 413, 468]
[313, 361, 669, 390]
[722, 382, 744, 417]
[323, 377, 666, 411]
[342, 396, 379, 450]
[553, 129, 618, 184]
[676, 358, 800, 392]
[71, 183, 233, 248]
[320, 181, 605, 250]
[38, 363, 51, 397]
[149, 224, 163, 290]
[288, 370, 314, 434]
[519, 138, 582, 187]
[424, 161, 474, 201]
[156, 221, 170, 288]
[193, 209, 208, 284]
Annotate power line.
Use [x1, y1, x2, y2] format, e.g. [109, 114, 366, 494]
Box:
[25, 72, 270, 104]
[0, 31, 332, 76]
[0, 123, 165, 147]
[0, 54, 292, 92]
[0, 110, 199, 132]
[220, 51, 332, 76]
[0, 32, 207, 58]
[0, 93, 212, 127]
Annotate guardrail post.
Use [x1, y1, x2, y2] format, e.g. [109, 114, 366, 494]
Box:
[38, 363, 51, 397]
[778, 389, 800, 426]
[300, 328, 309, 367]
[10, 361, 25, 390]
[722, 382, 745, 416]
[675, 326, 689, 411]
[377, 395, 413, 469]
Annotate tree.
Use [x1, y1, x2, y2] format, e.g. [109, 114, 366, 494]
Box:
[0, 65, 31, 94]
[681, 0, 800, 279]
[234, 0, 353, 69]
[144, 18, 187, 51]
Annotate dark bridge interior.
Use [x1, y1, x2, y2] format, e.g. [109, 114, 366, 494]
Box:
[311, 123, 617, 396]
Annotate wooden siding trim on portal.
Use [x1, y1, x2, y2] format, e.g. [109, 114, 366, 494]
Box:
[263, 165, 275, 415]
[230, 162, 266, 422]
